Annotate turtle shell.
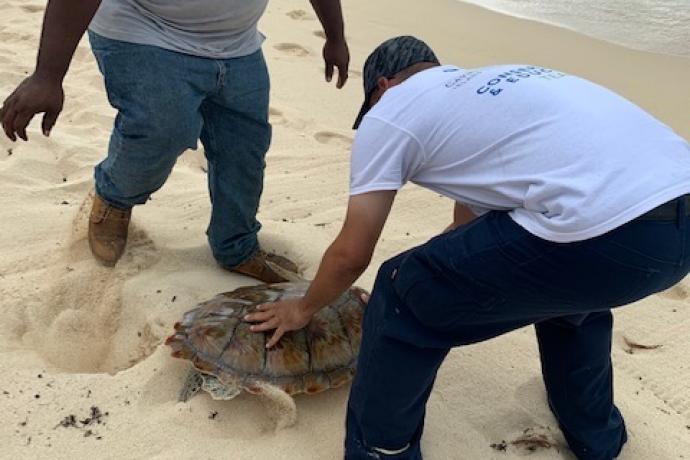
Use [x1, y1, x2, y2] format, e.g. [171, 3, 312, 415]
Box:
[165, 282, 367, 396]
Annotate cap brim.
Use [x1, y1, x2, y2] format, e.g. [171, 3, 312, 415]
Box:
[352, 100, 370, 130]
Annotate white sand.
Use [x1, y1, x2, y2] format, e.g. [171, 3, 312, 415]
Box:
[1, 0, 689, 458]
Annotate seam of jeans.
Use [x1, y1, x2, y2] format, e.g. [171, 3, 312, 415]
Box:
[349, 317, 382, 449]
[200, 105, 218, 163]
[678, 207, 687, 268]
[107, 125, 126, 183]
[215, 60, 226, 91]
[587, 243, 663, 275]
[605, 239, 679, 267]
[489, 212, 562, 267]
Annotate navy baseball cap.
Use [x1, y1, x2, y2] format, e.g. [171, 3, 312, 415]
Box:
[353, 36, 440, 129]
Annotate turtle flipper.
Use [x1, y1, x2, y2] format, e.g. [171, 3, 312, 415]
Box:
[252, 381, 297, 430]
[178, 368, 204, 402]
[201, 374, 241, 400]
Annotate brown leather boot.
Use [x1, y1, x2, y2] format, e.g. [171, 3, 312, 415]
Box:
[88, 194, 132, 267]
[227, 249, 300, 283]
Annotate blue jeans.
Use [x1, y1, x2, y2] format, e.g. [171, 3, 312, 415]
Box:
[88, 31, 271, 267]
[345, 197, 690, 460]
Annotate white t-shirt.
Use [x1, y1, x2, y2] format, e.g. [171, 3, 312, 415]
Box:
[90, 0, 268, 59]
[350, 65, 690, 243]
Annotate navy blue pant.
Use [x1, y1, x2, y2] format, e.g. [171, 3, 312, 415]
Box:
[345, 200, 690, 460]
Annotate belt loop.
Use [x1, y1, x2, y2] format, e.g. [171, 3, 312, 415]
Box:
[678, 196, 687, 230]
[679, 196, 688, 265]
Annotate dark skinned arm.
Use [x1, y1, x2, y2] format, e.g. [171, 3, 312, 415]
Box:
[1, 0, 102, 141]
[443, 202, 478, 233]
[298, 191, 395, 312]
[309, 0, 350, 88]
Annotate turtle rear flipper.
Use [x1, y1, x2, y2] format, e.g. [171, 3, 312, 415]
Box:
[251, 381, 297, 430]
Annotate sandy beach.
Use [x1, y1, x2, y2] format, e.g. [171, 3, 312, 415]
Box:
[0, 0, 689, 458]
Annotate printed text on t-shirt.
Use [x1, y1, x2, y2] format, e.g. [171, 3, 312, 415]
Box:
[476, 66, 567, 96]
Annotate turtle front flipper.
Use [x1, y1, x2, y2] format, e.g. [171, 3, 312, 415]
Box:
[178, 368, 204, 402]
[201, 374, 242, 400]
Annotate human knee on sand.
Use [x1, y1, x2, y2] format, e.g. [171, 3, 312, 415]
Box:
[245, 36, 690, 459]
[0, 0, 350, 283]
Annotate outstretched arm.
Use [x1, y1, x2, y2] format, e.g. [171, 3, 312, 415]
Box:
[309, 0, 350, 88]
[1, 0, 102, 141]
[246, 190, 396, 347]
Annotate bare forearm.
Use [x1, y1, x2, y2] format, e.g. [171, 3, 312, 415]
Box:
[35, 0, 102, 82]
[443, 202, 477, 233]
[309, 0, 345, 42]
[301, 244, 368, 315]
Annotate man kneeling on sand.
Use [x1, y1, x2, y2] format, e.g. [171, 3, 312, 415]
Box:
[245, 36, 690, 459]
[0, 0, 349, 283]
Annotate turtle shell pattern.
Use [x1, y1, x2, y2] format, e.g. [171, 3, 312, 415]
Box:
[166, 282, 367, 396]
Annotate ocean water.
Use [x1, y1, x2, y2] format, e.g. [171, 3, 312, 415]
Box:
[460, 0, 690, 58]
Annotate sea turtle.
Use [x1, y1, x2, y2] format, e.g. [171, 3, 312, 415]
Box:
[165, 281, 367, 428]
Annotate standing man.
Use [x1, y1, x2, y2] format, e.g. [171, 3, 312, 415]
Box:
[0, 0, 349, 283]
[246, 36, 690, 459]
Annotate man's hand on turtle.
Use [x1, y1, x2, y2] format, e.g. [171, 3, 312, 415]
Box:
[245, 297, 312, 348]
[0, 74, 64, 142]
[322, 38, 349, 88]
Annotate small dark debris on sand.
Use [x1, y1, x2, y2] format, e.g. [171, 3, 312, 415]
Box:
[56, 406, 109, 438]
[60, 201, 69, 205]
[624, 336, 662, 354]
[490, 440, 507, 451]
[511, 428, 557, 453]
[57, 415, 78, 428]
[171, 295, 177, 303]
[512, 434, 555, 452]
[7, 148, 13, 156]
[208, 411, 218, 420]
[80, 406, 107, 425]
